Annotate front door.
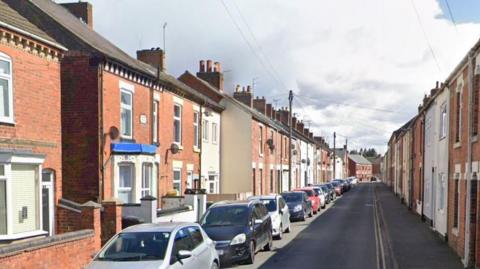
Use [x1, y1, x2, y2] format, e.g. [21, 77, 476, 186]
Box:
[42, 170, 54, 236]
[282, 170, 289, 192]
[435, 173, 447, 235]
[186, 170, 193, 190]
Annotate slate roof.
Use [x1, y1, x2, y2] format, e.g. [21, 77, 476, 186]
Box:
[0, 0, 64, 49]
[348, 154, 372, 165]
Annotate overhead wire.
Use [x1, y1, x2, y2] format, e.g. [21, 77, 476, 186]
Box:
[443, 0, 458, 32]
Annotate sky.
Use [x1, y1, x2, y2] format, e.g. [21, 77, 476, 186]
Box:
[56, 0, 480, 153]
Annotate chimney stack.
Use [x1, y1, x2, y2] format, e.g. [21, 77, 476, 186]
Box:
[197, 59, 224, 91]
[61, 2, 93, 29]
[296, 121, 304, 133]
[137, 48, 166, 72]
[253, 96, 267, 115]
[233, 85, 253, 107]
[266, 104, 273, 118]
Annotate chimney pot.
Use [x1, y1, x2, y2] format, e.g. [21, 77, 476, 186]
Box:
[199, 60, 205, 72]
[247, 86, 251, 92]
[206, 60, 213, 72]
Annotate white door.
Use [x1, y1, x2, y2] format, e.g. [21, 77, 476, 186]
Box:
[187, 171, 193, 190]
[435, 173, 447, 235]
[41, 170, 54, 236]
[282, 171, 289, 192]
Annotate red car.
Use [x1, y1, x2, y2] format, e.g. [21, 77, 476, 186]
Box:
[294, 187, 321, 213]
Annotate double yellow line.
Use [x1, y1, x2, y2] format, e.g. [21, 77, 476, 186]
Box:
[373, 185, 387, 269]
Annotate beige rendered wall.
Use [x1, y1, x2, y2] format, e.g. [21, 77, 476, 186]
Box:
[220, 98, 253, 194]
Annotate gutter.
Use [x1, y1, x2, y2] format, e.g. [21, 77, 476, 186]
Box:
[0, 21, 67, 51]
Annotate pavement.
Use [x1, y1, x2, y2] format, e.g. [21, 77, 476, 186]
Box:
[225, 183, 464, 269]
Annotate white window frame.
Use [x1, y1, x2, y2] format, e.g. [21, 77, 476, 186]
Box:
[173, 168, 182, 194]
[0, 53, 14, 124]
[212, 122, 218, 144]
[152, 100, 159, 144]
[173, 104, 182, 144]
[141, 163, 153, 198]
[120, 89, 133, 139]
[259, 125, 264, 155]
[203, 120, 209, 142]
[440, 104, 447, 139]
[193, 112, 199, 148]
[0, 154, 47, 241]
[118, 163, 134, 203]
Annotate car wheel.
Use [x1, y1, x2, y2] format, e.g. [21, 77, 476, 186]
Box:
[301, 211, 306, 221]
[211, 261, 219, 269]
[285, 223, 291, 233]
[245, 241, 255, 264]
[276, 224, 283, 240]
[263, 232, 273, 251]
[308, 210, 313, 217]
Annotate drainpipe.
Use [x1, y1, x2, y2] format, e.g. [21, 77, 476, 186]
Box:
[98, 61, 104, 203]
[198, 102, 204, 190]
[463, 52, 474, 268]
[421, 118, 425, 220]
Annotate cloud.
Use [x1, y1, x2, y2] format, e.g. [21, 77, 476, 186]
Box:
[57, 0, 480, 153]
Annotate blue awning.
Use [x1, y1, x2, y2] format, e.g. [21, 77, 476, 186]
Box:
[111, 143, 157, 155]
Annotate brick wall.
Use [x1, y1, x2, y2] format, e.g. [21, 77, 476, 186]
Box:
[61, 53, 100, 203]
[0, 230, 96, 269]
[412, 114, 424, 215]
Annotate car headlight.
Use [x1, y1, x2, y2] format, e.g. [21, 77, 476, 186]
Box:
[230, 233, 246, 245]
[293, 205, 303, 212]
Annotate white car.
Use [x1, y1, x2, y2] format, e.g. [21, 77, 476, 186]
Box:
[87, 222, 220, 269]
[248, 195, 291, 239]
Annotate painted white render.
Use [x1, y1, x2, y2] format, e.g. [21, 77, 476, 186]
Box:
[423, 87, 449, 236]
[299, 139, 308, 187]
[219, 97, 253, 195]
[307, 143, 315, 185]
[334, 156, 344, 179]
[200, 108, 221, 194]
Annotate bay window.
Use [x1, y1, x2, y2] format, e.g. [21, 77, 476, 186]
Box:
[118, 163, 134, 203]
[141, 163, 153, 198]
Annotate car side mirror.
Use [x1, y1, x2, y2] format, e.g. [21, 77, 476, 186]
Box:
[177, 250, 192, 260]
[90, 251, 98, 259]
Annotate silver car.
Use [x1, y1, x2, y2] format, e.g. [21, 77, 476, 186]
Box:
[86, 222, 220, 269]
[248, 195, 291, 240]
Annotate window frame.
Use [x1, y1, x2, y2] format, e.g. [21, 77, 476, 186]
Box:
[152, 100, 159, 144]
[0, 53, 14, 124]
[118, 163, 134, 203]
[440, 104, 447, 139]
[202, 119, 209, 142]
[173, 104, 182, 145]
[120, 89, 133, 139]
[173, 168, 182, 194]
[193, 111, 199, 148]
[211, 122, 218, 144]
[259, 125, 264, 155]
[141, 163, 153, 198]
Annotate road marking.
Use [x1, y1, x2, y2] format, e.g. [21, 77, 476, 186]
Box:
[373, 185, 387, 269]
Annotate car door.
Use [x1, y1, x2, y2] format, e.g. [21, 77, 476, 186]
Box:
[169, 227, 197, 269]
[252, 204, 266, 250]
[187, 226, 211, 268]
[258, 203, 271, 242]
[304, 193, 311, 214]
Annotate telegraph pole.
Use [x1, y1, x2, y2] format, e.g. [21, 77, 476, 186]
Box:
[288, 90, 293, 190]
[333, 132, 336, 180]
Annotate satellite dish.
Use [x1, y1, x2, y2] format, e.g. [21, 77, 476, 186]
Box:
[170, 143, 181, 154]
[109, 126, 120, 140]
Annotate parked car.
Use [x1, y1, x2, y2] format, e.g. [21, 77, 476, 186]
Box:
[350, 177, 358, 185]
[333, 179, 349, 192]
[331, 181, 343, 196]
[281, 191, 312, 221]
[248, 195, 291, 239]
[200, 200, 273, 265]
[317, 184, 331, 204]
[295, 187, 321, 213]
[312, 186, 327, 209]
[323, 183, 336, 200]
[87, 222, 220, 269]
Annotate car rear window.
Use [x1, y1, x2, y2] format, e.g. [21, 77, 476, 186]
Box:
[200, 205, 248, 227]
[282, 193, 302, 202]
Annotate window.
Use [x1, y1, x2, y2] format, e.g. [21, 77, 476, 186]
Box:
[171, 228, 194, 265]
[270, 169, 274, 192]
[119, 164, 134, 203]
[141, 163, 153, 198]
[202, 120, 209, 141]
[0, 165, 6, 235]
[173, 104, 182, 144]
[440, 104, 447, 139]
[252, 168, 256, 194]
[474, 74, 480, 136]
[173, 169, 182, 194]
[212, 122, 218, 144]
[455, 89, 462, 143]
[208, 175, 216, 194]
[187, 226, 204, 249]
[453, 173, 460, 228]
[152, 101, 159, 143]
[193, 112, 199, 147]
[259, 126, 264, 155]
[259, 169, 263, 195]
[0, 53, 13, 123]
[120, 90, 133, 138]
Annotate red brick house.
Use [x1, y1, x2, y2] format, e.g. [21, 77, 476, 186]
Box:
[0, 0, 66, 242]
[7, 0, 221, 207]
[411, 112, 424, 215]
[348, 154, 372, 182]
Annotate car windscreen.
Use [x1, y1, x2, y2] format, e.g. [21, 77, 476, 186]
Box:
[201, 205, 249, 227]
[313, 188, 322, 195]
[282, 193, 302, 202]
[96, 232, 170, 262]
[321, 186, 329, 192]
[260, 199, 277, 212]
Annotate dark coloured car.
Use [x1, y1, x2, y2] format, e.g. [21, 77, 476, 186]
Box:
[323, 183, 336, 200]
[331, 181, 343, 196]
[200, 200, 273, 265]
[281, 191, 312, 221]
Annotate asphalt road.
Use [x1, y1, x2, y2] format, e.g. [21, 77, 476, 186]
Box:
[227, 183, 464, 269]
